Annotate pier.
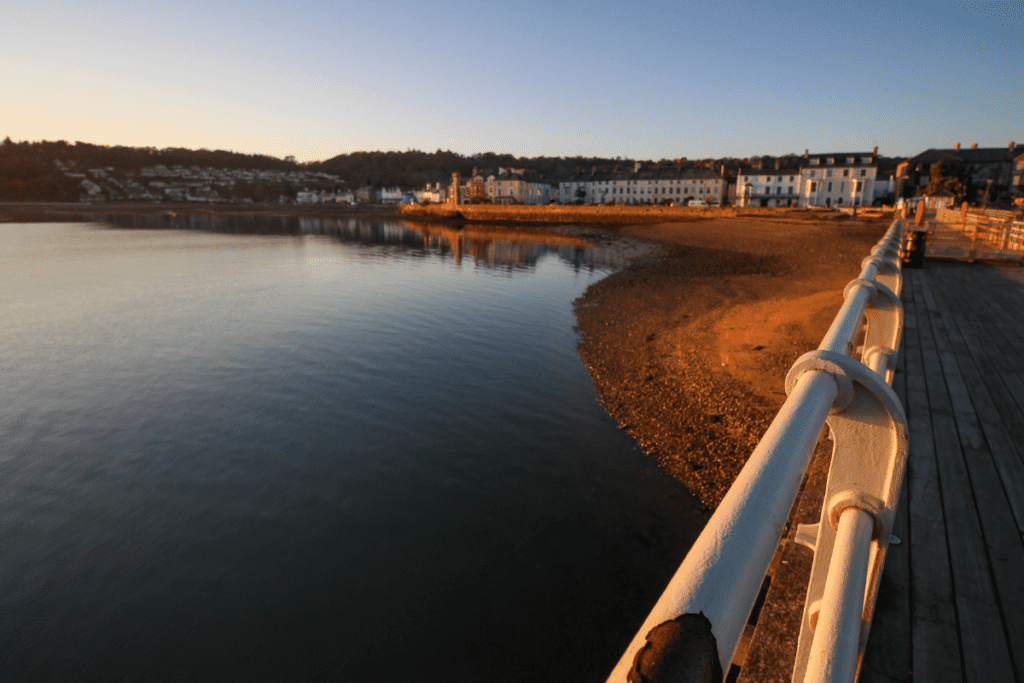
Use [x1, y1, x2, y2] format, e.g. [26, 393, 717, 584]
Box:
[739, 258, 1024, 682]
[858, 260, 1024, 682]
[607, 217, 1024, 682]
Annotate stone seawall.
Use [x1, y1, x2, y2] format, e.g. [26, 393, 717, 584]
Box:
[399, 203, 831, 225]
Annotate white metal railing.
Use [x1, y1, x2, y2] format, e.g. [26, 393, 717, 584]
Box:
[607, 219, 908, 683]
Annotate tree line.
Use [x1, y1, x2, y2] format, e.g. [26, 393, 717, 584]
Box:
[0, 138, 306, 201]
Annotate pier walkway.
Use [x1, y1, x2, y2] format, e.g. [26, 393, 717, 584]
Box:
[861, 261, 1024, 682]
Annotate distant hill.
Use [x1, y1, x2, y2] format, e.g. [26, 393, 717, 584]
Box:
[310, 149, 629, 188]
[0, 138, 302, 201]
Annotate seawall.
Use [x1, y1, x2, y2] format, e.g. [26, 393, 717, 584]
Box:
[397, 203, 870, 225]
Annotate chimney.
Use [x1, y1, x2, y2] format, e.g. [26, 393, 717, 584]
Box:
[971, 143, 978, 149]
[720, 164, 726, 176]
[774, 158, 780, 170]
[1010, 141, 1016, 151]
[954, 142, 961, 150]
[872, 146, 878, 155]
[804, 149, 809, 158]
[634, 161, 641, 173]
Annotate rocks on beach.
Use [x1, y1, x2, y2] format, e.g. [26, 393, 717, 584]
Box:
[571, 212, 892, 508]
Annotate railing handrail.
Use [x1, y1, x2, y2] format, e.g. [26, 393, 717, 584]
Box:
[607, 219, 908, 683]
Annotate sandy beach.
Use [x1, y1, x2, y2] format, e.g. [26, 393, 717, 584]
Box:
[570, 212, 893, 508]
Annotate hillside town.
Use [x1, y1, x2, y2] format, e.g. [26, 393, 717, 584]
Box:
[17, 141, 1024, 210]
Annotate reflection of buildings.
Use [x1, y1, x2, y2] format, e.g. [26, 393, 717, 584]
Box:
[400, 222, 627, 271]
[100, 213, 626, 272]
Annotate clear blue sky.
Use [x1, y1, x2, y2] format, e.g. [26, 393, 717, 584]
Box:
[2, 0, 1021, 162]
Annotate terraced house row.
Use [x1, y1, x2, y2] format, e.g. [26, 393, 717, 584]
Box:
[558, 149, 888, 208]
[558, 165, 726, 206]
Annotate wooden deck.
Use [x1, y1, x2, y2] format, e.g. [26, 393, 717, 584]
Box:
[861, 260, 1024, 682]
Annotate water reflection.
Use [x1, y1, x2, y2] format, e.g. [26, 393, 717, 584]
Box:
[92, 212, 630, 272]
[0, 217, 701, 682]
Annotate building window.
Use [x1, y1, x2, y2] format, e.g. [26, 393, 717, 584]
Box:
[840, 182, 844, 192]
[861, 169, 867, 177]
[843, 169, 849, 177]
[789, 176, 794, 181]
[856, 181, 862, 191]
[826, 170, 833, 178]
[811, 182, 817, 191]
[788, 186, 794, 195]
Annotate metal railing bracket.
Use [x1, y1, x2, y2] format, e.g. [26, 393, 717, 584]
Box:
[785, 350, 856, 414]
[791, 351, 908, 682]
[795, 523, 820, 552]
[826, 491, 886, 538]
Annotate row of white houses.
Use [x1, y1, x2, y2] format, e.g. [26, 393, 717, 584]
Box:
[558, 167, 726, 206]
[404, 150, 898, 207]
[555, 152, 892, 208]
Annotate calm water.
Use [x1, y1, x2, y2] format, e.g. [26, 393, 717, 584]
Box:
[0, 215, 705, 682]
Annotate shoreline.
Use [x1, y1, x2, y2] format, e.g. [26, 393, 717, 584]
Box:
[570, 213, 891, 680]
[570, 213, 891, 507]
[0, 201, 402, 222]
[399, 202, 891, 227]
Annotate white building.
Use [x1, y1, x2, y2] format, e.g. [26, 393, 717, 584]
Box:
[560, 166, 725, 206]
[735, 166, 802, 207]
[480, 168, 551, 205]
[419, 182, 446, 204]
[799, 152, 877, 208]
[559, 179, 588, 204]
[379, 187, 403, 204]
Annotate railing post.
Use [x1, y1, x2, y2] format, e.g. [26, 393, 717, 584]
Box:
[803, 508, 874, 682]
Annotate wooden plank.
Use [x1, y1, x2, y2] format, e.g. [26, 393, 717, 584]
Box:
[951, 267, 1024, 454]
[915, 273, 1017, 681]
[946, 266, 1024, 426]
[900, 271, 963, 682]
[932, 266, 1024, 533]
[967, 267, 1024, 343]
[926, 267, 1024, 675]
